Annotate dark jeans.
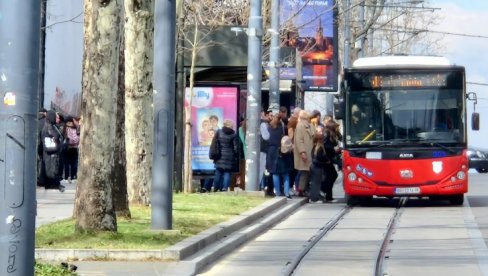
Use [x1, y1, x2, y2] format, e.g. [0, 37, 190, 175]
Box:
[64, 147, 79, 180]
[212, 168, 231, 191]
[323, 163, 338, 200]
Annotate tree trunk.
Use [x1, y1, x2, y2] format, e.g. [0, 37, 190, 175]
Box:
[183, 23, 198, 193]
[113, 26, 131, 218]
[124, 0, 154, 205]
[74, 0, 121, 232]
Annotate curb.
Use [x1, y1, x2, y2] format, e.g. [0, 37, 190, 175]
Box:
[182, 197, 308, 275]
[35, 197, 306, 262]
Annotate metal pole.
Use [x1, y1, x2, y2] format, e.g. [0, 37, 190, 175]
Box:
[295, 48, 304, 108]
[152, 0, 176, 229]
[0, 2, 41, 275]
[268, 0, 280, 112]
[359, 0, 365, 58]
[343, 0, 351, 68]
[245, 0, 263, 191]
[175, 11, 185, 192]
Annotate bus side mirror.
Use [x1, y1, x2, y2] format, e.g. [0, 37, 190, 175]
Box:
[334, 98, 345, 120]
[472, 112, 480, 131]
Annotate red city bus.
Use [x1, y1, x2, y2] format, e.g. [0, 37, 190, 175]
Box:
[335, 56, 479, 206]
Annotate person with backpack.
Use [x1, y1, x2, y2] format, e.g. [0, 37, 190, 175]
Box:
[63, 116, 80, 183]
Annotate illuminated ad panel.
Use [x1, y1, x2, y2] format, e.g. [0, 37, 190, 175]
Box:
[281, 0, 338, 92]
[184, 86, 239, 172]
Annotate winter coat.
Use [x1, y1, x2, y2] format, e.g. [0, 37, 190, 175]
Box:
[266, 125, 284, 173]
[312, 144, 330, 167]
[324, 134, 339, 160]
[214, 126, 238, 171]
[38, 110, 62, 188]
[293, 120, 314, 171]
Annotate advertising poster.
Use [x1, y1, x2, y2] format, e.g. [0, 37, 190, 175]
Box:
[184, 86, 239, 172]
[281, 0, 338, 91]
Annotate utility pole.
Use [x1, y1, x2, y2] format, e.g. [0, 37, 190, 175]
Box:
[268, 0, 280, 113]
[343, 0, 352, 68]
[152, 0, 176, 229]
[358, 0, 366, 58]
[175, 0, 185, 192]
[0, 2, 40, 275]
[245, 0, 264, 191]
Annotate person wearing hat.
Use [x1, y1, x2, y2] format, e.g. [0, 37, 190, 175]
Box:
[265, 112, 293, 198]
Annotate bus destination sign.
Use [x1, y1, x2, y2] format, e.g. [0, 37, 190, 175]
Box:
[366, 73, 449, 89]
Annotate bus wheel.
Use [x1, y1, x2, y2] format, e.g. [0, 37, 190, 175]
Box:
[345, 194, 360, 206]
[359, 196, 373, 206]
[449, 195, 464, 205]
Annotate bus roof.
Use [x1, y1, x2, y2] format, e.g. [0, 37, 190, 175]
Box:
[352, 56, 453, 68]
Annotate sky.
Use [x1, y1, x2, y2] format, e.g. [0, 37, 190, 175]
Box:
[431, 0, 488, 149]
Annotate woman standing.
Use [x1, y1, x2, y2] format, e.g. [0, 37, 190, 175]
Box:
[266, 113, 292, 197]
[323, 120, 341, 202]
[210, 119, 238, 191]
[63, 116, 80, 183]
[38, 110, 65, 192]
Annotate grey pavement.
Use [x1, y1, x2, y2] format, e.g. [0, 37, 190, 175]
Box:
[36, 180, 76, 228]
[35, 180, 309, 276]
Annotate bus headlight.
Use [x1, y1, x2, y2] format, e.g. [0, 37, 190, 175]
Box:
[457, 171, 466, 180]
[348, 172, 357, 182]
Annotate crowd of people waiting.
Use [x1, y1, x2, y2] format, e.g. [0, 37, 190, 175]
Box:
[205, 106, 343, 203]
[37, 108, 80, 192]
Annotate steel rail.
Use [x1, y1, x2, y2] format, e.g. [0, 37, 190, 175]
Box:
[374, 197, 408, 276]
[281, 206, 352, 276]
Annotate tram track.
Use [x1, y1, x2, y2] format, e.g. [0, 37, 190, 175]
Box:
[281, 206, 352, 276]
[374, 197, 408, 276]
[282, 198, 408, 276]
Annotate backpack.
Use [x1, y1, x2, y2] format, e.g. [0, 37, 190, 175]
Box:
[66, 127, 80, 146]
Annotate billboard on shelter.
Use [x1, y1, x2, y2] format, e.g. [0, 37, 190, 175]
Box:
[184, 86, 239, 172]
[281, 0, 338, 91]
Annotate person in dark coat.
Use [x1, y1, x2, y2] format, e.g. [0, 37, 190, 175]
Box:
[38, 110, 65, 192]
[210, 119, 238, 192]
[310, 130, 328, 203]
[322, 120, 341, 202]
[37, 108, 48, 186]
[266, 113, 285, 196]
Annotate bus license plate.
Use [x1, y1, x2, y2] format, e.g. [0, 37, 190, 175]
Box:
[395, 187, 420, 195]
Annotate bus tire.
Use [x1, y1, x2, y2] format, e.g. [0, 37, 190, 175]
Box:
[345, 194, 360, 206]
[359, 196, 373, 206]
[449, 194, 464, 205]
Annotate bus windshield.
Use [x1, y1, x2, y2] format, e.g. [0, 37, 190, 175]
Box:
[346, 88, 465, 146]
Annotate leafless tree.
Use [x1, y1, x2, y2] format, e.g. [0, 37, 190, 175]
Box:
[124, 0, 155, 205]
[74, 0, 122, 232]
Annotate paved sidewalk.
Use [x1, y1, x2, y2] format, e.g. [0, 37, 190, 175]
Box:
[36, 181, 76, 228]
[35, 181, 309, 276]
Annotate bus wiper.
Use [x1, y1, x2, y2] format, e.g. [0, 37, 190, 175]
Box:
[358, 130, 377, 144]
[420, 142, 456, 154]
